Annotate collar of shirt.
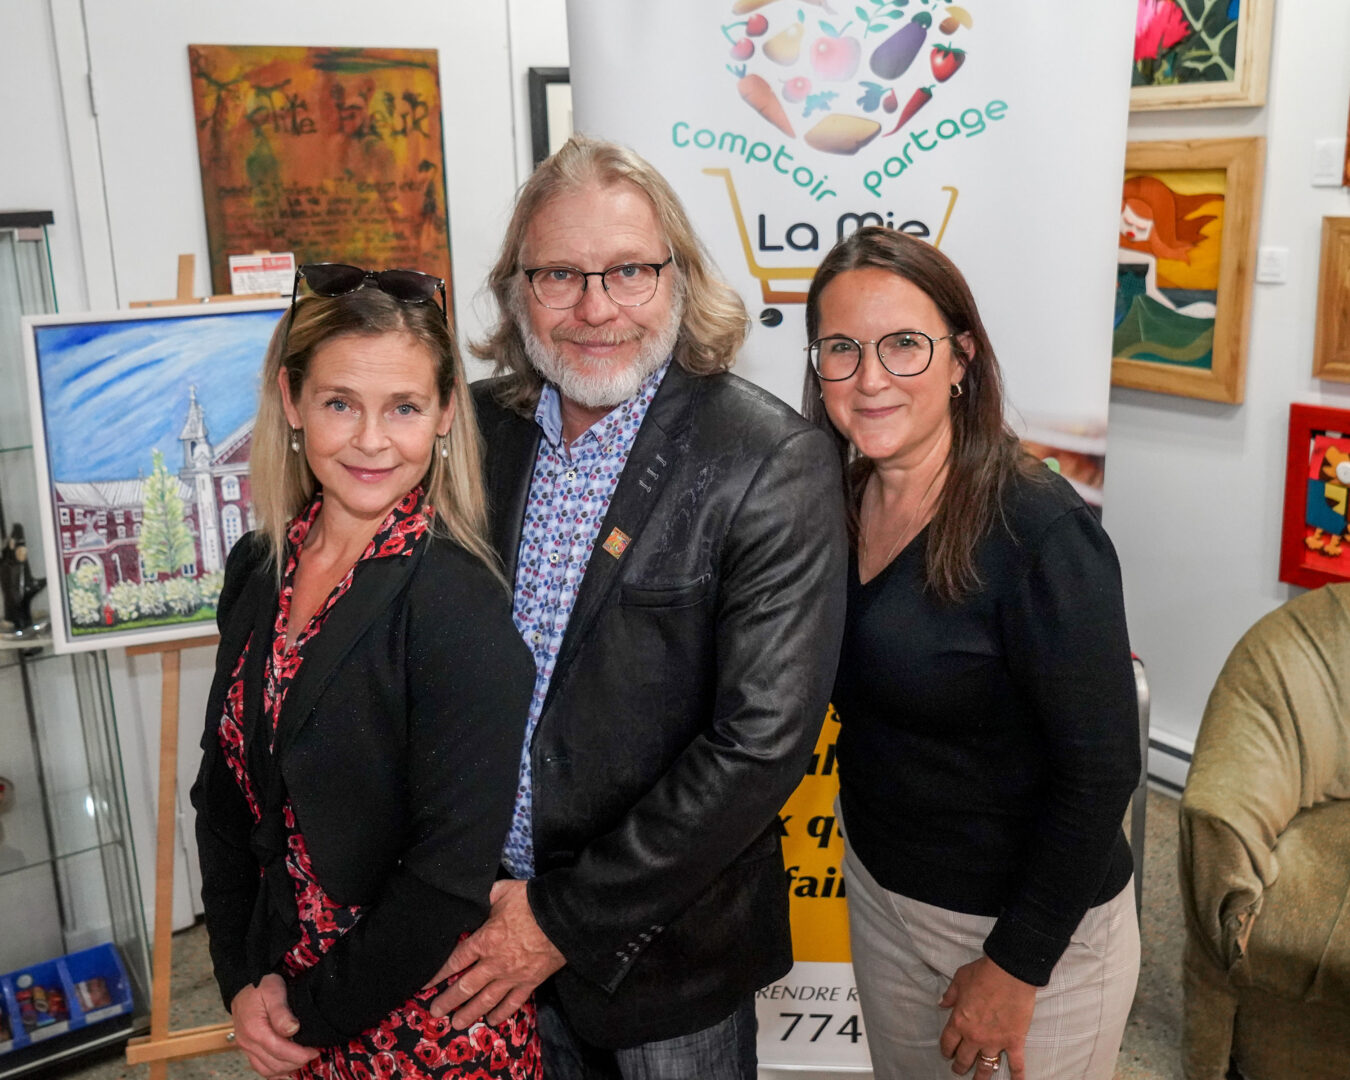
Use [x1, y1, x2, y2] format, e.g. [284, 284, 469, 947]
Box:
[533, 358, 672, 459]
[284, 485, 432, 565]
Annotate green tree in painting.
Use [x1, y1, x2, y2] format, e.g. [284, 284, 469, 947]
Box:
[138, 449, 195, 578]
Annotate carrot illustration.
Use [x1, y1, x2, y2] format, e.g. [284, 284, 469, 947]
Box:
[738, 73, 796, 137]
[885, 85, 933, 135]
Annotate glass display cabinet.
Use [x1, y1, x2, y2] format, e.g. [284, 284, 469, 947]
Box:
[0, 212, 151, 1076]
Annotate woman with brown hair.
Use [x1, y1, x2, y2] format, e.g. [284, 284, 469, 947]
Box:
[191, 266, 539, 1079]
[801, 229, 1140, 1080]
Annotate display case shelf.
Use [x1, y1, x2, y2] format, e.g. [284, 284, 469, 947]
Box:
[0, 216, 150, 1074]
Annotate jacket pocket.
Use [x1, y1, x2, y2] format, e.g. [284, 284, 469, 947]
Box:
[619, 573, 712, 609]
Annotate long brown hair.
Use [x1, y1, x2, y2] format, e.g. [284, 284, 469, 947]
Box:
[252, 288, 499, 579]
[472, 134, 750, 413]
[800, 227, 1041, 601]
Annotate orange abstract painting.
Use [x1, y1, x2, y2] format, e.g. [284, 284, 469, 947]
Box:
[189, 45, 450, 298]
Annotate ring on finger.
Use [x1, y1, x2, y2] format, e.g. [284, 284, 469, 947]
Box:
[977, 1051, 1001, 1068]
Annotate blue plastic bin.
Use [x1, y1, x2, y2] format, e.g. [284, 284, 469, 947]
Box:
[0, 943, 133, 1055]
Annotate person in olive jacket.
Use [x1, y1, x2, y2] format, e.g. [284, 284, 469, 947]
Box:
[420, 135, 848, 1080]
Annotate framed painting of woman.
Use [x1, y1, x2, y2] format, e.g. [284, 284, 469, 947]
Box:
[1112, 138, 1264, 404]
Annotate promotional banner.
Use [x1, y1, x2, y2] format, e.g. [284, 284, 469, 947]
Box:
[567, 1, 1134, 1068]
[568, 0, 1134, 509]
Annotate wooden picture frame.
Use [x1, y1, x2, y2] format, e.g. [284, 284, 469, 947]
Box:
[1130, 0, 1275, 111]
[1280, 403, 1350, 590]
[1112, 137, 1264, 404]
[528, 67, 572, 168]
[1313, 218, 1350, 381]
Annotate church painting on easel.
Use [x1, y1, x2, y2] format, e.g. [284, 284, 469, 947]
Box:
[21, 300, 287, 652]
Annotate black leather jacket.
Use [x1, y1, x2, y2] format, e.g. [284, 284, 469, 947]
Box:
[473, 363, 847, 1047]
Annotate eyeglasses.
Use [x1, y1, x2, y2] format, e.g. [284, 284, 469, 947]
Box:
[291, 263, 447, 322]
[808, 330, 956, 381]
[522, 257, 673, 309]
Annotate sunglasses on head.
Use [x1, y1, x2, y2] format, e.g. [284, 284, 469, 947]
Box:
[291, 263, 448, 322]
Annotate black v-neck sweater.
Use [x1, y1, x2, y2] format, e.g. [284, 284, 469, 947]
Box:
[834, 468, 1139, 987]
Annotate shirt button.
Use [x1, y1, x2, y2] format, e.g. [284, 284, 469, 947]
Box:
[565, 470, 576, 482]
[549, 553, 559, 564]
[531, 632, 542, 644]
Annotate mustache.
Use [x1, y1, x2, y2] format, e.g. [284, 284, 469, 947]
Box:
[551, 327, 643, 347]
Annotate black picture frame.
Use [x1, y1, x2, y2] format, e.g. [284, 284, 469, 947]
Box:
[528, 67, 571, 168]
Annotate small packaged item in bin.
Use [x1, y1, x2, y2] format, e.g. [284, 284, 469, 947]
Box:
[14, 977, 38, 1033]
[74, 977, 112, 1011]
[0, 1005, 11, 1042]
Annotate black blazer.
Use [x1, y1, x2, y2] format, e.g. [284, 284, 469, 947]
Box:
[191, 528, 533, 1046]
[474, 364, 848, 1047]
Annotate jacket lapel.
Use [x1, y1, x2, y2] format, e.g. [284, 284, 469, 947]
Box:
[543, 365, 699, 708]
[271, 548, 421, 759]
[485, 409, 542, 584]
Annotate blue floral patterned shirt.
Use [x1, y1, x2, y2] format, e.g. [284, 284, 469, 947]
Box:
[501, 360, 671, 878]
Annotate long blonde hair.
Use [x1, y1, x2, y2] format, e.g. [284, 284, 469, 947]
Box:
[251, 288, 499, 578]
[473, 134, 750, 413]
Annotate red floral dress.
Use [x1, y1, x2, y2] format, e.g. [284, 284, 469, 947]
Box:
[216, 488, 541, 1080]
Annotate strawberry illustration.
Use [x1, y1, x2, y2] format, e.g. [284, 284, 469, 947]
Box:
[930, 44, 965, 82]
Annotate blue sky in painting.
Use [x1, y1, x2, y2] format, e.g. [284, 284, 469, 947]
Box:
[34, 309, 283, 482]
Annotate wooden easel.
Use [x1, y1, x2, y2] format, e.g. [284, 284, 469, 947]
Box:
[124, 635, 235, 1075]
[121, 254, 277, 1073]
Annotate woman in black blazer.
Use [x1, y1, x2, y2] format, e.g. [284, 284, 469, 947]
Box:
[191, 267, 538, 1079]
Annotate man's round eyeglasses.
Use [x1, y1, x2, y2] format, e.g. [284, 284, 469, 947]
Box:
[522, 257, 674, 310]
[808, 330, 955, 381]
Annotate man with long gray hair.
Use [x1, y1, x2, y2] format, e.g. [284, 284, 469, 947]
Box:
[425, 134, 847, 1078]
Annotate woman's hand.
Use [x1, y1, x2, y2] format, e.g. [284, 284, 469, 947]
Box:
[230, 975, 319, 1079]
[937, 956, 1035, 1080]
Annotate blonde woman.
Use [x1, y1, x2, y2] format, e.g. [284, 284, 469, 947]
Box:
[191, 266, 539, 1080]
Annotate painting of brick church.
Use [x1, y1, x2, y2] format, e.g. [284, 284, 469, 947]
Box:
[23, 300, 287, 652]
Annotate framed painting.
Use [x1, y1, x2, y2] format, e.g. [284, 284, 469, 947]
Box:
[1112, 137, 1264, 404]
[528, 67, 572, 168]
[21, 300, 287, 653]
[1313, 218, 1350, 382]
[188, 45, 451, 298]
[1130, 0, 1275, 110]
[1280, 404, 1350, 590]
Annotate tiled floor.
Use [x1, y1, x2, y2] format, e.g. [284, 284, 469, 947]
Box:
[60, 788, 1186, 1080]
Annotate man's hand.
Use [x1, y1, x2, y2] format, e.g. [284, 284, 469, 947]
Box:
[229, 974, 319, 1079]
[937, 955, 1035, 1080]
[424, 880, 565, 1028]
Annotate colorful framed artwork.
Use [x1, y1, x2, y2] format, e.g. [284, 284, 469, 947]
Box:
[1313, 218, 1350, 382]
[1281, 404, 1350, 590]
[1112, 137, 1264, 404]
[1130, 0, 1275, 110]
[21, 300, 286, 653]
[188, 45, 451, 299]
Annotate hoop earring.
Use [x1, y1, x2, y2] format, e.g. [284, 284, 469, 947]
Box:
[290, 427, 301, 452]
[949, 383, 963, 399]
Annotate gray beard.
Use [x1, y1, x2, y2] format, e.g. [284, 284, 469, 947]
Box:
[515, 297, 683, 409]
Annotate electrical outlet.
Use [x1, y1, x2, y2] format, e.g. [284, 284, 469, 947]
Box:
[1256, 247, 1288, 284]
[1312, 138, 1347, 187]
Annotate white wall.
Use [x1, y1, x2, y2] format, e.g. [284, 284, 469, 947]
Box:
[1104, 0, 1350, 781]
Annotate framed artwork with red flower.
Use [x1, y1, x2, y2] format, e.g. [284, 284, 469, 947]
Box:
[1279, 404, 1350, 589]
[1131, 0, 1275, 110]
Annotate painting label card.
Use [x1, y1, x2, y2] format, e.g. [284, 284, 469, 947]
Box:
[228, 252, 295, 295]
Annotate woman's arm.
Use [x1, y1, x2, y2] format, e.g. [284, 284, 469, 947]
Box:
[191, 532, 272, 1009]
[281, 553, 533, 1046]
[984, 504, 1139, 984]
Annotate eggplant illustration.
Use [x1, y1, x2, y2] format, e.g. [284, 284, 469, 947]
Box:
[869, 12, 932, 80]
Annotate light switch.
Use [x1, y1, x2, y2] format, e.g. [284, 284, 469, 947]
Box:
[1256, 247, 1288, 284]
[1312, 138, 1347, 186]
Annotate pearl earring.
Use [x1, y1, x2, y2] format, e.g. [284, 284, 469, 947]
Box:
[440, 436, 449, 459]
[290, 427, 301, 452]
